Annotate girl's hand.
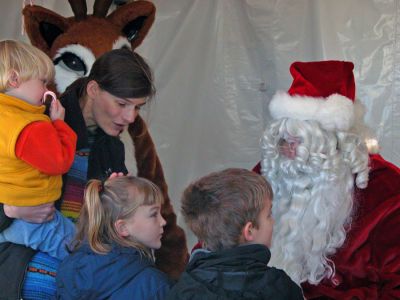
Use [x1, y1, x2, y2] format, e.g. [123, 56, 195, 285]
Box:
[3, 203, 55, 223]
[49, 99, 66, 121]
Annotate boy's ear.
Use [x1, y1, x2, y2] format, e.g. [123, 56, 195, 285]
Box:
[115, 219, 129, 237]
[242, 221, 255, 242]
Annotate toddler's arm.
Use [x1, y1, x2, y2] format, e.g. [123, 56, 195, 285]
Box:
[15, 120, 77, 175]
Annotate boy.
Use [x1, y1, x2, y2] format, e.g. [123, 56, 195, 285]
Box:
[167, 168, 303, 299]
[0, 40, 77, 259]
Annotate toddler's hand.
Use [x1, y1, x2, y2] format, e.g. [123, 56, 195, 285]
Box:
[49, 99, 66, 121]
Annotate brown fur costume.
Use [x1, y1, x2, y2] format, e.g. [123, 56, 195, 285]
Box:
[22, 0, 188, 279]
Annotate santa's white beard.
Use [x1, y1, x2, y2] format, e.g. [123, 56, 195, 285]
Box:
[268, 157, 355, 285]
[260, 118, 370, 285]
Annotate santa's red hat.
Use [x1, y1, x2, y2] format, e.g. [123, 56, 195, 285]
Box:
[269, 60, 356, 131]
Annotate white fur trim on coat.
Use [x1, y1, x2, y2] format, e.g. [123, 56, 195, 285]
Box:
[269, 91, 355, 131]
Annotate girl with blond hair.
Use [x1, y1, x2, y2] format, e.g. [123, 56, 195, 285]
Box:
[56, 175, 171, 299]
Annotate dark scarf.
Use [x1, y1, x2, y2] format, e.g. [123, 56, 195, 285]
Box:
[60, 78, 128, 181]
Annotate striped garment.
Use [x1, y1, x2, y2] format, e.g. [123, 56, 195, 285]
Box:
[21, 137, 93, 299]
[22, 252, 59, 299]
[60, 148, 90, 222]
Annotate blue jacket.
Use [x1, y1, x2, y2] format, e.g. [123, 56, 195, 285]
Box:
[56, 244, 172, 300]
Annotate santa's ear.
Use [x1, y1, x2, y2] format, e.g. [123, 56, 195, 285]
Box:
[107, 1, 156, 49]
[23, 5, 70, 56]
[115, 219, 129, 237]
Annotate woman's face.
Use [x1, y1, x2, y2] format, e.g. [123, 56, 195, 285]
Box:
[87, 81, 146, 136]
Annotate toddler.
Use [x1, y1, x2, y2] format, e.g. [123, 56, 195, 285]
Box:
[0, 40, 77, 260]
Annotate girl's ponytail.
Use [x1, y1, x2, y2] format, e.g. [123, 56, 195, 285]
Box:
[72, 179, 110, 254]
[84, 179, 110, 253]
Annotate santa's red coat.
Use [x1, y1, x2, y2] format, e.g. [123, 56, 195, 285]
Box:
[254, 154, 400, 299]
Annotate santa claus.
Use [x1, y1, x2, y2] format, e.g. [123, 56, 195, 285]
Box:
[256, 60, 400, 299]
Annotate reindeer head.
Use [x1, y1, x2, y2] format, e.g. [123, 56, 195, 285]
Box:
[23, 0, 155, 93]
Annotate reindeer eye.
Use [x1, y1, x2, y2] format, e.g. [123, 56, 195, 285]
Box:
[54, 52, 87, 75]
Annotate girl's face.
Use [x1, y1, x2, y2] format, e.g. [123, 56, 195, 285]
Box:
[6, 77, 48, 106]
[119, 203, 166, 250]
[86, 81, 146, 136]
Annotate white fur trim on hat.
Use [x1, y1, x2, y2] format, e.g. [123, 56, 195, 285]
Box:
[269, 91, 355, 131]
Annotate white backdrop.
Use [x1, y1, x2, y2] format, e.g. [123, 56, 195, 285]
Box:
[1, 0, 399, 248]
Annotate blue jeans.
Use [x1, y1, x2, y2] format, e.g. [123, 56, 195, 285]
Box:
[0, 210, 75, 260]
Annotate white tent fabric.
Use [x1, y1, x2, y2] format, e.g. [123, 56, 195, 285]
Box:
[1, 0, 399, 248]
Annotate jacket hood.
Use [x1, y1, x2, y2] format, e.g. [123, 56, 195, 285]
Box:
[58, 244, 152, 298]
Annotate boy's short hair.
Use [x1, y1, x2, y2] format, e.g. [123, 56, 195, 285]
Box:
[0, 40, 54, 92]
[181, 168, 273, 251]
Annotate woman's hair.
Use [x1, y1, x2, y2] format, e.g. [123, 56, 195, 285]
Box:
[72, 48, 155, 100]
[261, 118, 369, 284]
[72, 176, 164, 258]
[181, 168, 273, 251]
[0, 40, 54, 92]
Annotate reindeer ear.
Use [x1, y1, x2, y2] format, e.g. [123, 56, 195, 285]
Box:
[23, 5, 70, 56]
[107, 1, 156, 49]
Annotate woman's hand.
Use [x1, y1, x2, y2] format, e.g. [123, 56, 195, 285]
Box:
[3, 203, 55, 223]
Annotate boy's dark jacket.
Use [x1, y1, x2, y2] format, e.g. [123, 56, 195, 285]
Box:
[166, 244, 303, 300]
[56, 244, 171, 299]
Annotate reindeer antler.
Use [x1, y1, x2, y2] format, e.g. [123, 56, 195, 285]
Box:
[68, 0, 87, 21]
[93, 0, 113, 18]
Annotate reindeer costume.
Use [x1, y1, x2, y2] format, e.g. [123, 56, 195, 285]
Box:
[0, 1, 187, 298]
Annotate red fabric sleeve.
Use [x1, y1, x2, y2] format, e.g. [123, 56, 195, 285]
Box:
[15, 120, 77, 175]
[302, 154, 400, 300]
